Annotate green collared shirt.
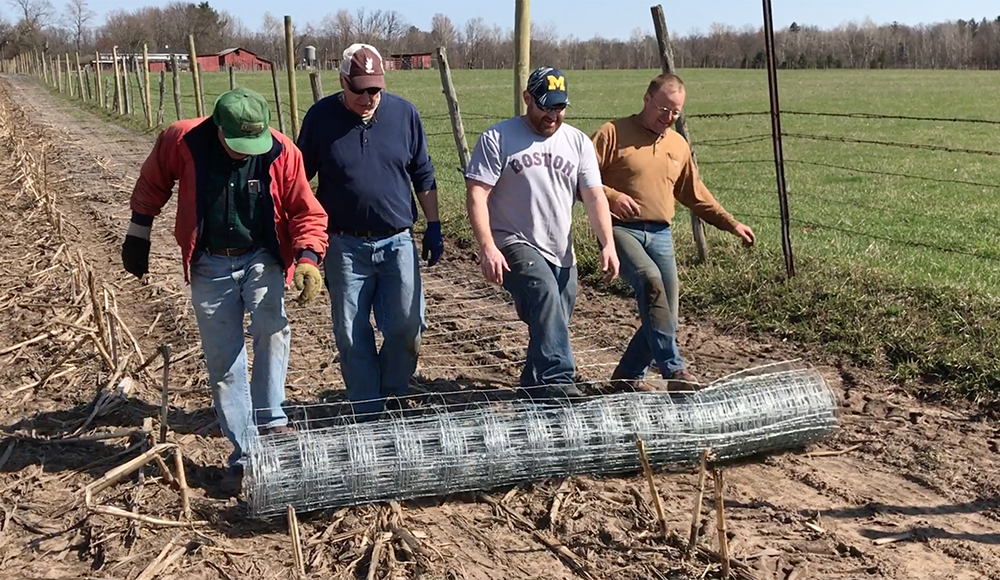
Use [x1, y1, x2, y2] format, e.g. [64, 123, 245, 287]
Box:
[199, 138, 269, 251]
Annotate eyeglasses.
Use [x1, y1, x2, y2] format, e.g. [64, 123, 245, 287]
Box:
[652, 103, 682, 117]
[349, 86, 382, 96]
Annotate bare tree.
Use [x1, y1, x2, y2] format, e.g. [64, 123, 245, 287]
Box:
[9, 0, 53, 26]
[9, 0, 53, 49]
[63, 0, 93, 52]
[431, 13, 458, 48]
[98, 8, 150, 54]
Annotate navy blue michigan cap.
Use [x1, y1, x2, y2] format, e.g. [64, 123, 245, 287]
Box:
[527, 67, 570, 108]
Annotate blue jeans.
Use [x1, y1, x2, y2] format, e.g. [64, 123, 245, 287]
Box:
[612, 222, 685, 380]
[189, 249, 291, 468]
[500, 243, 577, 388]
[324, 230, 425, 416]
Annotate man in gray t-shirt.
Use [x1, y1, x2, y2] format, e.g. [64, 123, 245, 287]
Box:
[465, 66, 619, 398]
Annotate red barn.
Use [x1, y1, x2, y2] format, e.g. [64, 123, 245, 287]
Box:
[213, 47, 272, 71]
[196, 54, 219, 72]
[388, 52, 434, 70]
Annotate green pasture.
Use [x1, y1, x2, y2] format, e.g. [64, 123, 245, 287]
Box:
[49, 67, 1000, 401]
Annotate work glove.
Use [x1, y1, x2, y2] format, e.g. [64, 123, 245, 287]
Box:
[121, 235, 151, 278]
[421, 221, 443, 267]
[293, 261, 322, 305]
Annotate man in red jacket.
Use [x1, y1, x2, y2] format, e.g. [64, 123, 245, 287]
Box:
[120, 88, 328, 485]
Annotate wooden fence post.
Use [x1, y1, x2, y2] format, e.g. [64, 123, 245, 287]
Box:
[435, 46, 471, 172]
[111, 46, 123, 114]
[94, 51, 103, 108]
[142, 44, 153, 127]
[188, 35, 204, 117]
[284, 15, 299, 140]
[170, 54, 183, 121]
[157, 69, 166, 125]
[651, 4, 708, 263]
[65, 54, 73, 97]
[308, 71, 322, 103]
[270, 63, 285, 135]
[75, 52, 85, 101]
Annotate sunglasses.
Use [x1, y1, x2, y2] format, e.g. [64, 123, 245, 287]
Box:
[349, 86, 382, 96]
[535, 100, 567, 113]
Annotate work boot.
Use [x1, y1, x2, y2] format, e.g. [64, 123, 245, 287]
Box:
[553, 383, 584, 398]
[516, 383, 583, 401]
[665, 369, 702, 392]
[260, 423, 296, 436]
[219, 464, 244, 498]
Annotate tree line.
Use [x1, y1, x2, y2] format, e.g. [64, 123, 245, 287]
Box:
[3, 0, 1000, 70]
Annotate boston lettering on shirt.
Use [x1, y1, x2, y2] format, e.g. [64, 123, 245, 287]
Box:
[465, 116, 602, 268]
[509, 151, 576, 177]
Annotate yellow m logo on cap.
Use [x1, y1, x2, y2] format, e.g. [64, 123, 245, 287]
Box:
[546, 74, 565, 91]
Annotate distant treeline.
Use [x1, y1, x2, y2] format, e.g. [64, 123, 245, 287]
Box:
[8, 2, 1000, 71]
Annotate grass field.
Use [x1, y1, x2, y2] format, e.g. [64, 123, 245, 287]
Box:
[51, 66, 1000, 401]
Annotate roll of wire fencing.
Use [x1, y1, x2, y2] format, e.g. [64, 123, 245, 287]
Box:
[243, 364, 839, 519]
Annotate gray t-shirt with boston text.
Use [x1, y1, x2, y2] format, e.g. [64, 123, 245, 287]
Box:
[465, 116, 602, 268]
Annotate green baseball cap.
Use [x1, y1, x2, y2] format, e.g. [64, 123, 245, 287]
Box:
[212, 88, 273, 155]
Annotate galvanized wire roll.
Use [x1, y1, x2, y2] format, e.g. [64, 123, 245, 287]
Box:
[243, 366, 839, 518]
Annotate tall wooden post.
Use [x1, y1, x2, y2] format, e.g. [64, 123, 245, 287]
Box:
[84, 67, 92, 100]
[435, 46, 471, 172]
[284, 15, 299, 140]
[111, 46, 123, 113]
[123, 57, 133, 116]
[75, 52, 85, 101]
[228, 65, 235, 90]
[55, 56, 63, 93]
[170, 54, 183, 121]
[270, 64, 285, 135]
[64, 54, 72, 97]
[157, 69, 166, 125]
[513, 0, 530, 116]
[41, 54, 49, 85]
[188, 35, 204, 117]
[142, 44, 153, 127]
[94, 51, 103, 108]
[651, 5, 708, 263]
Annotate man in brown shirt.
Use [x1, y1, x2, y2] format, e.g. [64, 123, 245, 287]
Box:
[591, 73, 755, 391]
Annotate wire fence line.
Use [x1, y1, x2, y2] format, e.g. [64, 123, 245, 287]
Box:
[18, 53, 1000, 285]
[417, 93, 1000, 291]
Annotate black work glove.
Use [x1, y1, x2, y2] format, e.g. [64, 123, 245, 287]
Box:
[122, 235, 151, 278]
[421, 221, 443, 267]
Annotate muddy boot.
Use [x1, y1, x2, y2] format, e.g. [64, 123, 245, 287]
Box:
[665, 369, 702, 393]
[219, 465, 244, 498]
[260, 423, 296, 436]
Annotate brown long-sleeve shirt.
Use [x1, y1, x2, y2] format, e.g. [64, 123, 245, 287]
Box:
[591, 115, 739, 232]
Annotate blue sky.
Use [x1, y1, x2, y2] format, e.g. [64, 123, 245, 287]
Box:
[78, 0, 1000, 40]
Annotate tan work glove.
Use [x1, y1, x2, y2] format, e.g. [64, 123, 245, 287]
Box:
[292, 262, 322, 305]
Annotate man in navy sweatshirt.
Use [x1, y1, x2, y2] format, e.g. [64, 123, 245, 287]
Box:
[297, 43, 443, 417]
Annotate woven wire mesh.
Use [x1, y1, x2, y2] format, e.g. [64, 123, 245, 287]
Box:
[243, 366, 839, 518]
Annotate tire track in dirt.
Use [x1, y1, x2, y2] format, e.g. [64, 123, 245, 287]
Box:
[2, 74, 999, 580]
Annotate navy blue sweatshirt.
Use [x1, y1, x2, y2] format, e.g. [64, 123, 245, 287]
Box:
[296, 92, 436, 233]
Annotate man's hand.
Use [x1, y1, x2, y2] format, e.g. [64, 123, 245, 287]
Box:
[478, 244, 510, 286]
[608, 194, 642, 220]
[733, 223, 755, 247]
[422, 221, 444, 266]
[293, 262, 322, 305]
[121, 235, 151, 278]
[599, 244, 620, 283]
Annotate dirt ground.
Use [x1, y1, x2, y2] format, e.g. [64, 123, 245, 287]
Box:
[0, 74, 998, 580]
